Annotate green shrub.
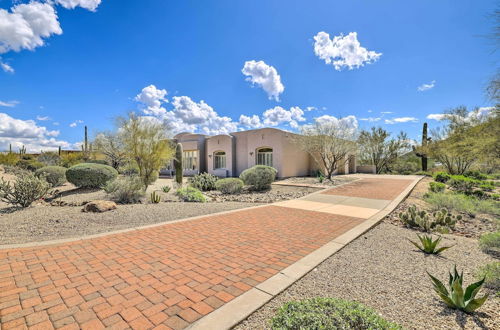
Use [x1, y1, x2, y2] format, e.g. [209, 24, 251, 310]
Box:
[240, 165, 277, 190]
[35, 166, 67, 187]
[0, 173, 50, 207]
[37, 152, 60, 166]
[434, 171, 452, 183]
[189, 172, 219, 191]
[270, 297, 401, 330]
[424, 192, 500, 216]
[60, 152, 84, 168]
[479, 232, 500, 255]
[104, 176, 144, 204]
[409, 234, 453, 255]
[86, 159, 109, 165]
[428, 266, 489, 313]
[476, 262, 500, 294]
[448, 175, 480, 194]
[429, 182, 445, 193]
[479, 182, 495, 192]
[16, 159, 44, 172]
[118, 163, 139, 176]
[215, 178, 244, 194]
[464, 170, 488, 181]
[0, 153, 20, 166]
[414, 171, 432, 177]
[66, 163, 118, 188]
[176, 186, 206, 202]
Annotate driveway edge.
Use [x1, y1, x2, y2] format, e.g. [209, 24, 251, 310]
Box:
[187, 175, 423, 330]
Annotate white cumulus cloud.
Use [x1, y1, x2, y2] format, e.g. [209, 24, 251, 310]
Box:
[239, 114, 263, 129]
[135, 84, 168, 116]
[426, 113, 446, 121]
[417, 80, 436, 92]
[313, 32, 381, 71]
[242, 60, 284, 101]
[384, 117, 418, 124]
[54, 0, 102, 11]
[262, 106, 305, 128]
[359, 117, 381, 122]
[0, 112, 74, 152]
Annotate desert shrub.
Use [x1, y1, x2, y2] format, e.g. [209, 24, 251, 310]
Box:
[464, 170, 488, 181]
[424, 192, 500, 216]
[189, 172, 219, 191]
[429, 182, 445, 193]
[176, 187, 206, 202]
[0, 173, 50, 207]
[37, 152, 60, 166]
[414, 170, 432, 176]
[392, 160, 419, 175]
[66, 163, 118, 188]
[448, 175, 480, 194]
[479, 232, 500, 255]
[240, 165, 277, 190]
[118, 163, 139, 176]
[270, 297, 401, 330]
[479, 182, 495, 192]
[16, 159, 44, 172]
[60, 152, 84, 168]
[2, 165, 28, 176]
[35, 166, 67, 187]
[476, 262, 500, 294]
[86, 159, 109, 165]
[434, 171, 452, 183]
[0, 153, 20, 166]
[215, 178, 244, 194]
[104, 176, 144, 204]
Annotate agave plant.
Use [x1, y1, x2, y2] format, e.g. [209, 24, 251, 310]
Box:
[150, 191, 161, 204]
[409, 234, 453, 255]
[427, 266, 489, 313]
[161, 185, 171, 193]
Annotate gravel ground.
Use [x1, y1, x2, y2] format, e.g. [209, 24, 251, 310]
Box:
[0, 201, 259, 245]
[236, 222, 499, 330]
[205, 185, 320, 203]
[386, 177, 498, 238]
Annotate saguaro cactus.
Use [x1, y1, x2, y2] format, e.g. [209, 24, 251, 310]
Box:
[174, 143, 183, 185]
[58, 146, 62, 156]
[83, 125, 89, 160]
[421, 122, 428, 171]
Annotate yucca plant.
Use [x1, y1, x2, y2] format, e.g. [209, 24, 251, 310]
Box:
[150, 191, 161, 203]
[427, 266, 489, 313]
[409, 234, 453, 255]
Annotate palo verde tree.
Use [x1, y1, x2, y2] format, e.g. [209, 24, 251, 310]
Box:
[118, 113, 175, 189]
[294, 117, 358, 180]
[93, 131, 127, 169]
[357, 127, 411, 174]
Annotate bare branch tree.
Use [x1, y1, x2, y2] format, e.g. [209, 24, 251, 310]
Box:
[93, 132, 127, 170]
[294, 118, 358, 180]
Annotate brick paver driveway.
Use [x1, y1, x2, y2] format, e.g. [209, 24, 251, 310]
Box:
[0, 177, 414, 329]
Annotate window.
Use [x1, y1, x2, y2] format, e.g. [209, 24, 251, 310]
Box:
[183, 150, 198, 170]
[256, 147, 273, 167]
[213, 151, 226, 169]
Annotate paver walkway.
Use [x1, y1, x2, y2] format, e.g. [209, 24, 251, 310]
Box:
[0, 176, 416, 330]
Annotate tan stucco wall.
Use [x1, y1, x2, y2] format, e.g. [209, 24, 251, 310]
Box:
[206, 135, 234, 177]
[174, 133, 207, 174]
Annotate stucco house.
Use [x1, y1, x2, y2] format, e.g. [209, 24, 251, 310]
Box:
[163, 127, 364, 178]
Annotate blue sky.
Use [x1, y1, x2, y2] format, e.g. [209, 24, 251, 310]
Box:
[0, 0, 497, 152]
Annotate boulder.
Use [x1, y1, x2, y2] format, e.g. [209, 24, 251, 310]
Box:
[82, 200, 117, 213]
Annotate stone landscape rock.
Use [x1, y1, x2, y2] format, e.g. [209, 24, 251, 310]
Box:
[82, 200, 117, 213]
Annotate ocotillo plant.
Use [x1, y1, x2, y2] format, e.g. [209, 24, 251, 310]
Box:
[174, 143, 183, 185]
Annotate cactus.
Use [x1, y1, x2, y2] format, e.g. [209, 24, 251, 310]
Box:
[421, 122, 428, 171]
[9, 144, 12, 153]
[399, 205, 429, 228]
[174, 143, 183, 186]
[58, 146, 61, 156]
[399, 205, 460, 233]
[433, 208, 461, 229]
[19, 145, 26, 155]
[83, 125, 89, 161]
[150, 191, 161, 203]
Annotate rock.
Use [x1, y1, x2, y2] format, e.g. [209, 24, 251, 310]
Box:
[82, 200, 117, 213]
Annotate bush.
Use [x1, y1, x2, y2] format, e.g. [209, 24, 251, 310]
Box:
[434, 171, 452, 183]
[104, 176, 144, 204]
[215, 178, 244, 194]
[118, 163, 139, 176]
[0, 153, 20, 166]
[16, 159, 44, 172]
[476, 262, 500, 294]
[37, 152, 60, 166]
[0, 173, 50, 207]
[240, 165, 277, 190]
[429, 182, 445, 193]
[35, 166, 67, 187]
[392, 160, 419, 175]
[464, 170, 488, 181]
[479, 232, 500, 255]
[479, 182, 495, 192]
[448, 175, 480, 194]
[424, 192, 500, 216]
[176, 187, 206, 202]
[189, 172, 218, 191]
[414, 171, 432, 177]
[86, 159, 109, 165]
[60, 152, 84, 168]
[270, 297, 401, 330]
[66, 163, 118, 188]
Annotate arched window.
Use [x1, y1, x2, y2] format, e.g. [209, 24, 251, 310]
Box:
[256, 147, 273, 167]
[213, 151, 226, 169]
